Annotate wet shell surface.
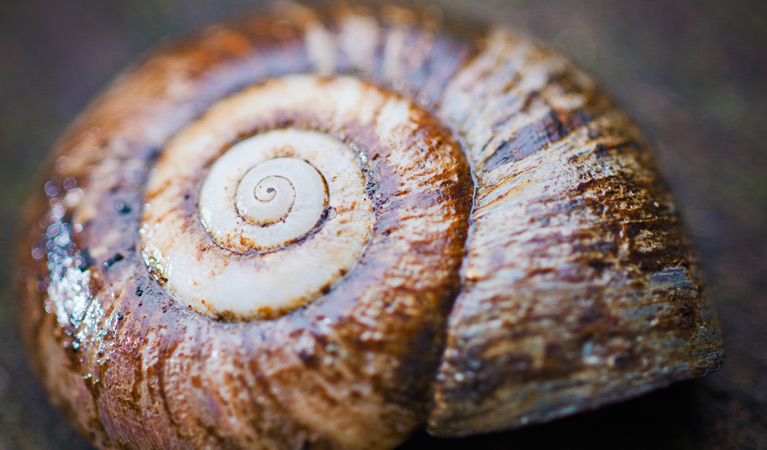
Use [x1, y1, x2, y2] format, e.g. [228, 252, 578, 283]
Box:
[16, 3, 723, 450]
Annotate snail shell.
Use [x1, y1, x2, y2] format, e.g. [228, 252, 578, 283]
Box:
[16, 2, 723, 449]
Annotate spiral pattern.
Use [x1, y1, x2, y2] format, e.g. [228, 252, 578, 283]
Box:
[16, 3, 722, 450]
[140, 74, 468, 321]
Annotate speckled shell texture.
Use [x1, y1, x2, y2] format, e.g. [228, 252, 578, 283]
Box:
[16, 3, 723, 450]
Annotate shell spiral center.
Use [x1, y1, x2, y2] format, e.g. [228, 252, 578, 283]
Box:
[201, 149, 329, 253]
[242, 175, 295, 224]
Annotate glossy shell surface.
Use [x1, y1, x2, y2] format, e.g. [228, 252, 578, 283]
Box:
[16, 3, 723, 449]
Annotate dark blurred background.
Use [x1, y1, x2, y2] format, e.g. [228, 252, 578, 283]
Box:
[1, 0, 765, 449]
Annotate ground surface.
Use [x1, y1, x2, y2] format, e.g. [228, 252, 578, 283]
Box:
[0, 0, 765, 449]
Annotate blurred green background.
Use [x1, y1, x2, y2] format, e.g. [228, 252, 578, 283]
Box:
[1, 0, 765, 448]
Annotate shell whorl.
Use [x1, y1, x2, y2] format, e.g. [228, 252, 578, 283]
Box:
[140, 74, 469, 321]
[16, 3, 723, 450]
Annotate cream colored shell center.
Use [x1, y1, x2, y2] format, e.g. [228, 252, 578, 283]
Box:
[142, 125, 374, 320]
[200, 136, 331, 253]
[240, 174, 296, 225]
